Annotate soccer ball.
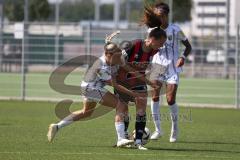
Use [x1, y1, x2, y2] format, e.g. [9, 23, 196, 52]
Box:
[132, 127, 151, 145]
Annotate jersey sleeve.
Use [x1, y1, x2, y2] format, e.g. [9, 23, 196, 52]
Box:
[83, 59, 102, 82]
[147, 27, 158, 34]
[176, 26, 187, 41]
[151, 53, 157, 64]
[147, 28, 154, 34]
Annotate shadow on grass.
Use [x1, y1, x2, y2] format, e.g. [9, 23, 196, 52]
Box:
[71, 140, 240, 154]
[177, 140, 240, 146]
[0, 123, 12, 126]
[148, 147, 240, 154]
[78, 143, 240, 154]
[148, 141, 240, 154]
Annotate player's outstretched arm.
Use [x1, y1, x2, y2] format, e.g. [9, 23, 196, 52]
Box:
[106, 76, 144, 98]
[176, 39, 192, 67]
[122, 64, 153, 86]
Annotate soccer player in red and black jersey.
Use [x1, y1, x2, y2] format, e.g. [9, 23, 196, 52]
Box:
[114, 27, 167, 150]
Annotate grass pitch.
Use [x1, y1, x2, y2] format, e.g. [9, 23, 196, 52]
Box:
[0, 72, 236, 105]
[0, 100, 240, 160]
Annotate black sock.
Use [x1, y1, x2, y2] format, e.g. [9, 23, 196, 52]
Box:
[135, 114, 146, 140]
[124, 115, 130, 132]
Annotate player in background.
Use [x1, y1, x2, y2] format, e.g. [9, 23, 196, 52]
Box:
[143, 2, 192, 142]
[47, 32, 144, 147]
[115, 27, 167, 150]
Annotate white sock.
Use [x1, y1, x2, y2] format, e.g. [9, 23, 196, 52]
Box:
[135, 139, 142, 145]
[151, 100, 161, 133]
[115, 122, 125, 141]
[169, 103, 178, 131]
[57, 117, 74, 129]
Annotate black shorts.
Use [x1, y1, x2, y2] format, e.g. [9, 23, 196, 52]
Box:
[114, 85, 147, 104]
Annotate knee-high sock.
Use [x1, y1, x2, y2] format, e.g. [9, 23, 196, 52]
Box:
[151, 100, 161, 132]
[115, 122, 125, 141]
[124, 115, 130, 132]
[57, 116, 74, 129]
[135, 114, 146, 144]
[169, 103, 178, 131]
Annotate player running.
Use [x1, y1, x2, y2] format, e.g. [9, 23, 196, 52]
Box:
[114, 27, 167, 150]
[47, 32, 143, 147]
[143, 2, 192, 142]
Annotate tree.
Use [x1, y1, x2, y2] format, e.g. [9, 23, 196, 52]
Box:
[171, 0, 192, 23]
[128, 0, 144, 23]
[29, 0, 51, 21]
[4, 0, 51, 21]
[59, 0, 94, 22]
[4, 0, 24, 21]
[100, 4, 113, 20]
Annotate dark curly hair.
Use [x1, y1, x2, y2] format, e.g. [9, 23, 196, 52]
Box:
[141, 5, 161, 28]
[141, 2, 170, 28]
[154, 2, 170, 15]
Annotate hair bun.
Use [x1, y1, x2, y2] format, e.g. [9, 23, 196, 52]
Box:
[104, 42, 121, 54]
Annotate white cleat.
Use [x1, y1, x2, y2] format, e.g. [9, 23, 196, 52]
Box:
[169, 130, 178, 143]
[122, 144, 132, 148]
[134, 143, 148, 150]
[150, 131, 163, 140]
[47, 123, 58, 142]
[117, 139, 134, 147]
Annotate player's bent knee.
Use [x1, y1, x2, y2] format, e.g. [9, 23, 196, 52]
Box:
[82, 109, 94, 117]
[167, 100, 176, 106]
[115, 114, 124, 122]
[167, 96, 176, 105]
[152, 97, 160, 102]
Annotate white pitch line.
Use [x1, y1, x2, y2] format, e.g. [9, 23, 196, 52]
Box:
[177, 94, 233, 98]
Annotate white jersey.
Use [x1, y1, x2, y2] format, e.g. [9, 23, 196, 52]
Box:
[81, 55, 119, 89]
[149, 24, 187, 75]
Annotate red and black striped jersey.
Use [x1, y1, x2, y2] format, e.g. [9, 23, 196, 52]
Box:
[117, 39, 157, 88]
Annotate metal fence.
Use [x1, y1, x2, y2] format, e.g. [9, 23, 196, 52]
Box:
[0, 22, 239, 109]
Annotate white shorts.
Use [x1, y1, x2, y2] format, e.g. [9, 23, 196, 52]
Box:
[158, 73, 179, 85]
[81, 83, 108, 102]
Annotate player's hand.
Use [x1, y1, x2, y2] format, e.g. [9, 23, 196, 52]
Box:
[176, 57, 185, 67]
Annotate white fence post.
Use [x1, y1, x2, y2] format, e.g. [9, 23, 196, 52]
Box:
[54, 0, 60, 67]
[21, 0, 29, 101]
[236, 24, 240, 109]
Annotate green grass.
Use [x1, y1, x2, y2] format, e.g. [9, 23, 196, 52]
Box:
[0, 72, 235, 105]
[0, 100, 240, 160]
[177, 78, 235, 105]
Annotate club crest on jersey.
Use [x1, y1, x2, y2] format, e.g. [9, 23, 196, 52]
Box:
[168, 35, 173, 41]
